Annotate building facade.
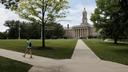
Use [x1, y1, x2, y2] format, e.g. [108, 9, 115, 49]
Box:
[65, 8, 96, 39]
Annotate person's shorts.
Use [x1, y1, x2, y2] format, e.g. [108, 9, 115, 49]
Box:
[27, 46, 32, 49]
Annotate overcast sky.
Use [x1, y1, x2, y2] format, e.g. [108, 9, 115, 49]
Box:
[0, 0, 96, 32]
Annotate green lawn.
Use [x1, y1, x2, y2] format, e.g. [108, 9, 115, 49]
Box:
[0, 39, 77, 59]
[0, 56, 32, 72]
[83, 39, 128, 65]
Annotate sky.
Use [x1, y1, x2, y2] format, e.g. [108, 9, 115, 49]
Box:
[0, 0, 96, 32]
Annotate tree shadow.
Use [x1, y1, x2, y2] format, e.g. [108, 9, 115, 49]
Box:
[103, 41, 128, 46]
[32, 46, 55, 50]
[112, 48, 128, 53]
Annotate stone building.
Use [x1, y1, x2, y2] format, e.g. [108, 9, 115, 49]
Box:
[64, 8, 96, 39]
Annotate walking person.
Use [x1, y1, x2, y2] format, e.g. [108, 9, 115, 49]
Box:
[23, 38, 32, 58]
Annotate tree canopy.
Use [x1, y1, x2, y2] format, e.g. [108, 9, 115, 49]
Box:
[15, 0, 68, 24]
[0, 0, 19, 10]
[91, 0, 128, 44]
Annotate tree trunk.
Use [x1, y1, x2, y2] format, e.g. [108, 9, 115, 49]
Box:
[42, 22, 45, 48]
[42, 0, 45, 48]
[114, 38, 118, 44]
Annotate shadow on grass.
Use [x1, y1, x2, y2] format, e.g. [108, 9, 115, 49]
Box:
[103, 41, 128, 46]
[102, 41, 128, 54]
[112, 48, 128, 54]
[32, 46, 55, 50]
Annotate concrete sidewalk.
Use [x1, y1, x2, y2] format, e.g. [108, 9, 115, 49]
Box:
[61, 39, 128, 72]
[0, 49, 65, 72]
[72, 39, 100, 60]
[0, 39, 128, 72]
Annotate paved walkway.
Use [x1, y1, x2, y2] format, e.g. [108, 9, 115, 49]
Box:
[61, 40, 128, 72]
[72, 39, 100, 60]
[0, 49, 63, 72]
[0, 39, 128, 72]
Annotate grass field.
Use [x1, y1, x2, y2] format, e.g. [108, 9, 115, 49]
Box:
[83, 39, 128, 65]
[0, 39, 77, 59]
[0, 56, 32, 72]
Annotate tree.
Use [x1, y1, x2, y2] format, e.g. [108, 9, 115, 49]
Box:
[91, 0, 128, 44]
[0, 0, 19, 10]
[4, 20, 40, 39]
[120, 0, 128, 12]
[4, 20, 20, 39]
[14, 0, 68, 48]
[0, 32, 7, 39]
[45, 22, 65, 39]
[119, 0, 128, 35]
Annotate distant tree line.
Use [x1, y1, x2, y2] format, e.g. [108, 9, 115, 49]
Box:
[0, 20, 65, 39]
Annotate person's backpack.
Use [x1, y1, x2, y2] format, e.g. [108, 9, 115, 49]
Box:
[29, 42, 32, 47]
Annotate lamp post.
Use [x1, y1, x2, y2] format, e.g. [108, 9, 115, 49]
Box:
[18, 24, 21, 39]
